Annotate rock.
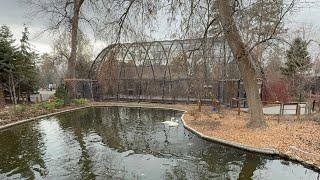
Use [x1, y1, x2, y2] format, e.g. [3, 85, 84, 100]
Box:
[122, 150, 135, 157]
[162, 121, 179, 127]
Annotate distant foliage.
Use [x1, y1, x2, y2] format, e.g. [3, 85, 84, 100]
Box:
[55, 85, 70, 103]
[12, 104, 27, 114]
[0, 25, 39, 104]
[73, 98, 89, 105]
[40, 101, 55, 111]
[263, 79, 291, 102]
[281, 37, 311, 77]
[53, 97, 64, 108]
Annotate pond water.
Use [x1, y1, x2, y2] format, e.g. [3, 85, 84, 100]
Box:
[0, 106, 319, 179]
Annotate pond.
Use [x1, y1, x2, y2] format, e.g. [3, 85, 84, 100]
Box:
[0, 106, 319, 179]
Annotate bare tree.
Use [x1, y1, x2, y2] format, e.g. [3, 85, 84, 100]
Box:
[216, 0, 266, 128]
[26, 0, 296, 128]
[67, 0, 85, 98]
[25, 0, 161, 98]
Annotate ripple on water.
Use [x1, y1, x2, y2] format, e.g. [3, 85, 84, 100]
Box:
[0, 106, 318, 179]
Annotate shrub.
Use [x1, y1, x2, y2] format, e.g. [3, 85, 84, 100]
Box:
[263, 78, 291, 102]
[41, 101, 55, 111]
[53, 97, 64, 109]
[55, 85, 70, 104]
[31, 103, 42, 112]
[73, 98, 89, 106]
[12, 104, 27, 114]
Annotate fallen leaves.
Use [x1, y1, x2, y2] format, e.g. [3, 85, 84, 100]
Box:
[183, 105, 320, 169]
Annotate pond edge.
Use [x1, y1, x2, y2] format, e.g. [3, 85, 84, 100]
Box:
[0, 103, 319, 172]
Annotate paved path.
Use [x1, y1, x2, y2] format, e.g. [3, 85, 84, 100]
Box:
[242, 104, 307, 115]
[30, 90, 56, 102]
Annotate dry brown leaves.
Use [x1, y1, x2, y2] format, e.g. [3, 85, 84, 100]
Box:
[183, 105, 320, 168]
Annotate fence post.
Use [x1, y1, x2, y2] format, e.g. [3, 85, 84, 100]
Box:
[297, 105, 301, 120]
[238, 100, 241, 115]
[198, 99, 202, 112]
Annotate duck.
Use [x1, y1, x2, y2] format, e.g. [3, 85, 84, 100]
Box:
[162, 117, 179, 127]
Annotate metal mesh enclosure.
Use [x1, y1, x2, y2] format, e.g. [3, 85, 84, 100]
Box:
[89, 37, 243, 104]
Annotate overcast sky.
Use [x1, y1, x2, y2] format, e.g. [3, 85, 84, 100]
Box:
[0, 0, 320, 58]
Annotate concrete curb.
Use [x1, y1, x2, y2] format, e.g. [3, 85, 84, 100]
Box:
[180, 114, 280, 155]
[0, 103, 319, 171]
[0, 106, 92, 131]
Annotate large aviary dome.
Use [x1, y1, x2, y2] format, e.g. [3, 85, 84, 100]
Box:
[88, 37, 243, 103]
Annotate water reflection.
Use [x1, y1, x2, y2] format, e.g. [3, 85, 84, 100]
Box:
[0, 122, 46, 179]
[0, 106, 319, 179]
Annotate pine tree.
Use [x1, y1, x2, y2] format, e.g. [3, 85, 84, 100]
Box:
[0, 26, 16, 73]
[0, 25, 19, 104]
[17, 26, 39, 100]
[281, 37, 311, 77]
[0, 25, 39, 104]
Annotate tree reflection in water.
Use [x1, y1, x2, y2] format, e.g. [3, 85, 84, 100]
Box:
[0, 122, 46, 179]
[0, 106, 318, 179]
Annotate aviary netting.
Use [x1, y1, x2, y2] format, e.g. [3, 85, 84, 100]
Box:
[88, 37, 246, 104]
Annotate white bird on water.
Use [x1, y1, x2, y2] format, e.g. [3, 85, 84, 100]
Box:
[162, 117, 179, 127]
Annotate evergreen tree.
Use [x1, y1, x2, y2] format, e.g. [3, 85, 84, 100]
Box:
[281, 37, 311, 77]
[0, 25, 39, 104]
[0, 25, 19, 104]
[17, 26, 39, 98]
[0, 26, 16, 73]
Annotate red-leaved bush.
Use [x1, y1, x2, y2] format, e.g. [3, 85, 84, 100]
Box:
[262, 78, 291, 103]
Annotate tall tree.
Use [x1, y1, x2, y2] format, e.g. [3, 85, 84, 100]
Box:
[53, 32, 93, 79]
[217, 0, 266, 128]
[0, 25, 38, 104]
[26, 0, 86, 98]
[26, 0, 159, 98]
[67, 0, 85, 98]
[281, 37, 311, 77]
[0, 25, 19, 104]
[17, 26, 39, 101]
[162, 0, 293, 128]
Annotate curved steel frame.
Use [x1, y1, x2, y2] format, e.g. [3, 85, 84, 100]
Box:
[89, 37, 242, 103]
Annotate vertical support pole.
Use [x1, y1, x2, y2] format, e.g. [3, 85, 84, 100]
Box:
[162, 80, 165, 103]
[218, 81, 221, 103]
[90, 80, 94, 101]
[279, 103, 282, 115]
[237, 79, 241, 99]
[238, 100, 241, 115]
[297, 105, 301, 120]
[198, 99, 202, 112]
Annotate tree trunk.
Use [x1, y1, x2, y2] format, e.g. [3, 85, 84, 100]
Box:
[217, 0, 266, 128]
[9, 73, 17, 104]
[66, 0, 85, 99]
[0, 84, 4, 107]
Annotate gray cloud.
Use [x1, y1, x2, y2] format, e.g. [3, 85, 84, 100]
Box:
[0, 0, 319, 56]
